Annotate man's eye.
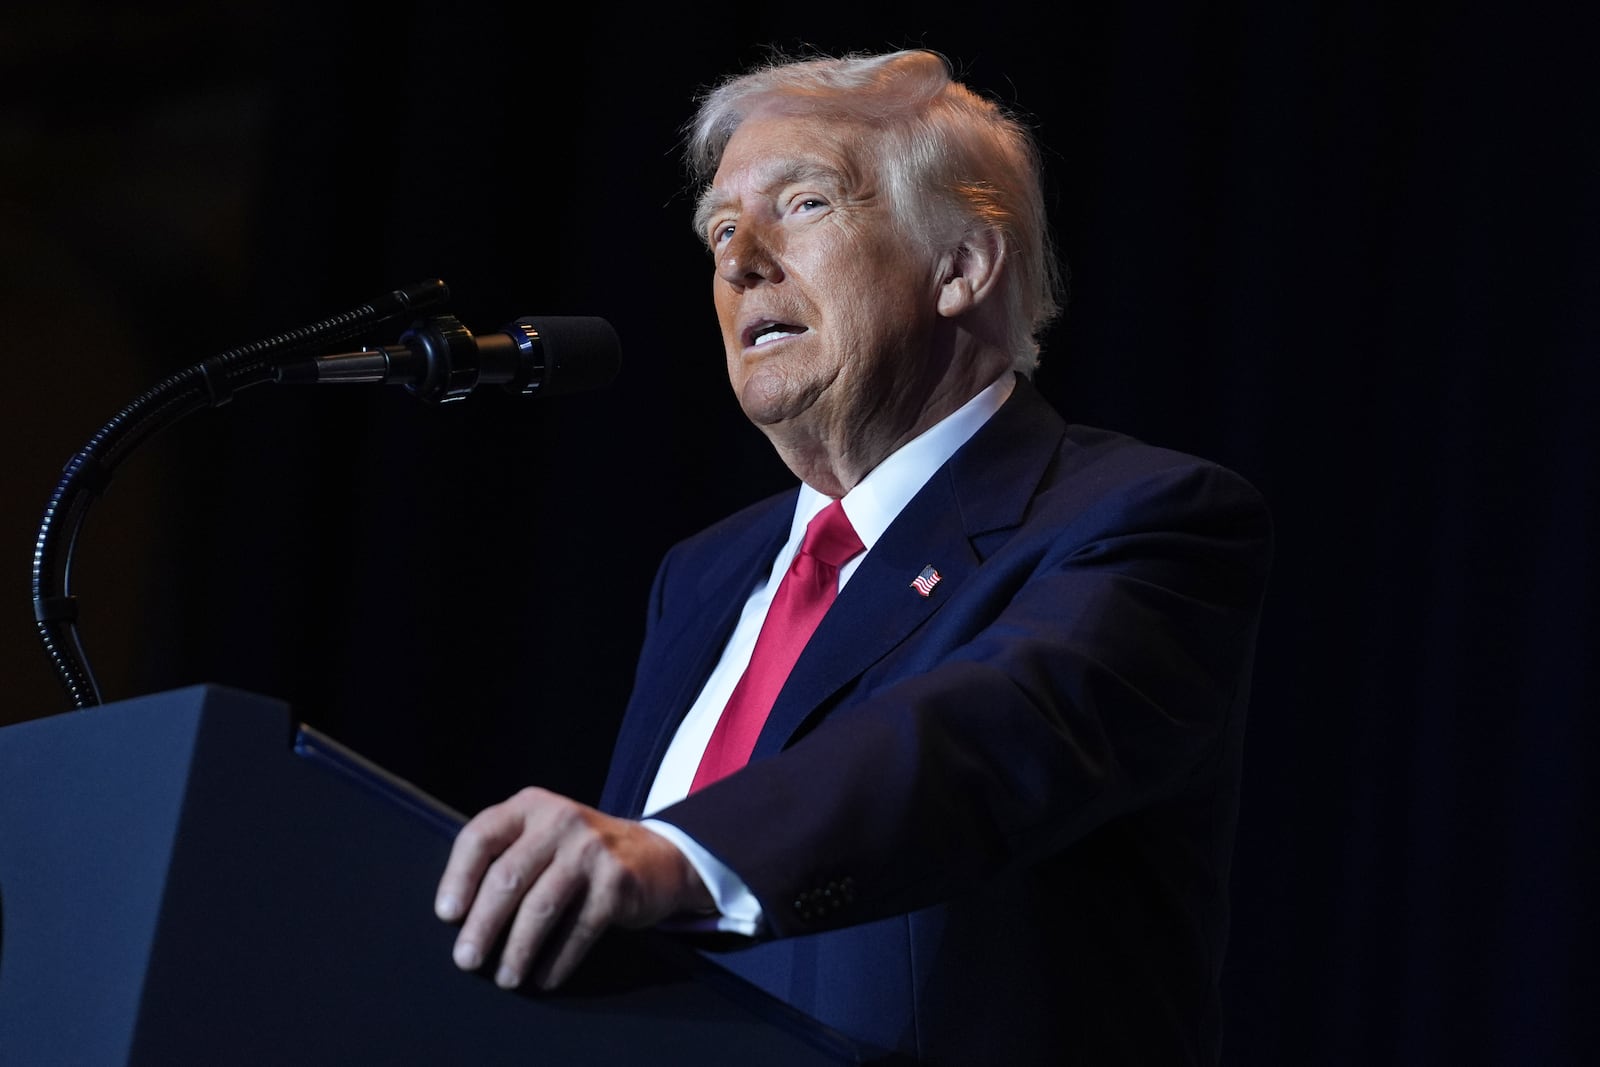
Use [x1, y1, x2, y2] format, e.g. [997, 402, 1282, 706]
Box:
[713, 223, 735, 245]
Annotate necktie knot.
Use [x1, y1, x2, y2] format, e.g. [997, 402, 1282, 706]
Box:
[801, 500, 864, 569]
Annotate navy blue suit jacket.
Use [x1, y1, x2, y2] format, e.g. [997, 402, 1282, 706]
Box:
[599, 376, 1273, 1065]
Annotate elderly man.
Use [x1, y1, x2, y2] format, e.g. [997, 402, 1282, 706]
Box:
[436, 48, 1272, 1066]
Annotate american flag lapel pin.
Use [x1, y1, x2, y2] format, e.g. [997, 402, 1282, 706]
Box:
[910, 564, 942, 598]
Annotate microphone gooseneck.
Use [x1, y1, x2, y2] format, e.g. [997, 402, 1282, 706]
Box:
[32, 280, 457, 709]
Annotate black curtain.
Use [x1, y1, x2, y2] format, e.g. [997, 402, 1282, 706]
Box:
[3, 3, 1593, 1063]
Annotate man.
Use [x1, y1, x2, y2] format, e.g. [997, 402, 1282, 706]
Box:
[435, 48, 1272, 1065]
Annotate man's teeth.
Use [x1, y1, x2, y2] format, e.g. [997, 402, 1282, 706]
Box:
[755, 327, 800, 346]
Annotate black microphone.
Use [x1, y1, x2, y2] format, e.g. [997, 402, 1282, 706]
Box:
[274, 313, 621, 403]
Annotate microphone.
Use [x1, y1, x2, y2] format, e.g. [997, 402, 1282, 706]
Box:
[274, 313, 621, 403]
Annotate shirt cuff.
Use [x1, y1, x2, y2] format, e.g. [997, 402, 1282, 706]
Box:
[639, 818, 766, 937]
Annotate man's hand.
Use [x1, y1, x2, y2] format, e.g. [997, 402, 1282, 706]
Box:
[434, 787, 714, 991]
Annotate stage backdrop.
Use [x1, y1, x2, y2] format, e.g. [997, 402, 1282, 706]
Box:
[3, 4, 1593, 1064]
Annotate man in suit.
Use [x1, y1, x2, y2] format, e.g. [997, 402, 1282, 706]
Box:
[435, 48, 1272, 1065]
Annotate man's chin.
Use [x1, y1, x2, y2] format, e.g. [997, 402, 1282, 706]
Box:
[735, 376, 824, 430]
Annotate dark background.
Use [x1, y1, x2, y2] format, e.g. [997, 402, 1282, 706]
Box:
[3, 3, 1594, 1064]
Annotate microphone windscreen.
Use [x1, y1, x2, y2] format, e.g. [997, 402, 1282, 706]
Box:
[514, 316, 622, 397]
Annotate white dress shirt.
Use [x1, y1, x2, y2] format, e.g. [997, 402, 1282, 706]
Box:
[641, 372, 1015, 934]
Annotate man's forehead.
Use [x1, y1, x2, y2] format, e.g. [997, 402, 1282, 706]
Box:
[714, 156, 850, 198]
[707, 121, 864, 198]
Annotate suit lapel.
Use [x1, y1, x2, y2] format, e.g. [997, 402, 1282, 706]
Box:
[608, 497, 793, 815]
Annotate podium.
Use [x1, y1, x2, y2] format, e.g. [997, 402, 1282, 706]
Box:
[0, 685, 900, 1065]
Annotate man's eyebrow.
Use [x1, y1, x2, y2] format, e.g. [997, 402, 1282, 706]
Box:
[694, 161, 847, 239]
[693, 191, 729, 241]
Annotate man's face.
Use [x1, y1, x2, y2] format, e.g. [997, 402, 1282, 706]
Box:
[701, 109, 947, 465]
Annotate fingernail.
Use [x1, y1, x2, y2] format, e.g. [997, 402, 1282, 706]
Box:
[496, 966, 523, 989]
[453, 941, 481, 970]
[435, 894, 461, 921]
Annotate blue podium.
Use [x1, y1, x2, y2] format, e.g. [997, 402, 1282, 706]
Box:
[0, 685, 899, 1065]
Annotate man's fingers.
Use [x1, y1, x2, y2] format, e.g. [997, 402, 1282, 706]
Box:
[496, 876, 592, 990]
[451, 843, 552, 973]
[530, 898, 607, 991]
[435, 799, 525, 922]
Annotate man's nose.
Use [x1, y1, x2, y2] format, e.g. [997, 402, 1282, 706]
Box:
[717, 224, 783, 289]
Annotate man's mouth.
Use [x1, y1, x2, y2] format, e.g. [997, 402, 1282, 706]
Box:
[744, 320, 807, 348]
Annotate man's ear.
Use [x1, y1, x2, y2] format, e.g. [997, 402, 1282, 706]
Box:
[936, 226, 1005, 318]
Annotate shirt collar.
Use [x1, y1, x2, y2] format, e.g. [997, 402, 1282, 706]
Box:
[791, 372, 1016, 552]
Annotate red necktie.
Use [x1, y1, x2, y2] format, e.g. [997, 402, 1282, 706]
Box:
[689, 499, 864, 793]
